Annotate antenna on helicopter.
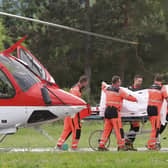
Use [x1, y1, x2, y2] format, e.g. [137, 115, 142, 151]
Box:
[0, 11, 138, 45]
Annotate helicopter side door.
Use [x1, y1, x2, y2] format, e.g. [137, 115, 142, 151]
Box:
[0, 68, 15, 100]
[0, 65, 27, 133]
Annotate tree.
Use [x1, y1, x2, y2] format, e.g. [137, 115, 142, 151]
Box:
[1, 0, 168, 103]
[0, 19, 11, 51]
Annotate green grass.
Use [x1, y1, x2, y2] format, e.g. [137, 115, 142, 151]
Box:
[0, 120, 168, 168]
[1, 120, 168, 148]
[0, 152, 168, 168]
[0, 120, 104, 148]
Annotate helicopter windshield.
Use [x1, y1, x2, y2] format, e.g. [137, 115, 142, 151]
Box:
[19, 48, 46, 80]
[0, 54, 41, 92]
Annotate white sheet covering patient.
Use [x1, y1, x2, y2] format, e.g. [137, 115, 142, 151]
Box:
[99, 82, 168, 125]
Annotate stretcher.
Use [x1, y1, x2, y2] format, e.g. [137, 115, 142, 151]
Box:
[86, 82, 168, 124]
[85, 83, 168, 151]
[86, 107, 149, 122]
[86, 107, 150, 151]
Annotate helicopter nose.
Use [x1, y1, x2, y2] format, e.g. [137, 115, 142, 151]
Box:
[47, 87, 87, 106]
[58, 89, 87, 106]
[49, 88, 89, 119]
[56, 89, 90, 118]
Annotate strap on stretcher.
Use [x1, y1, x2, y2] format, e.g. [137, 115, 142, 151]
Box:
[83, 115, 149, 122]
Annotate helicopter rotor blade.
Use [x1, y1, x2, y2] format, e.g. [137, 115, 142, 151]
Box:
[0, 11, 138, 45]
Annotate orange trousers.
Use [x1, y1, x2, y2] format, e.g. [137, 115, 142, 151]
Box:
[99, 118, 125, 148]
[57, 113, 81, 149]
[147, 105, 161, 149]
[147, 116, 160, 149]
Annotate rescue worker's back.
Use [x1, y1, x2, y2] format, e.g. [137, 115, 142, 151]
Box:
[147, 74, 168, 150]
[99, 76, 137, 151]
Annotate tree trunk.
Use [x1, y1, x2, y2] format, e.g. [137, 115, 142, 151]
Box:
[120, 52, 126, 81]
[84, 0, 92, 100]
[119, 1, 130, 82]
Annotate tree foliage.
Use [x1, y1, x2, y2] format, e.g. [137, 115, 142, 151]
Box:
[0, 19, 10, 51]
[1, 0, 168, 103]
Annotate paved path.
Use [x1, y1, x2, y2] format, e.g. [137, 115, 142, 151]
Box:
[0, 147, 168, 153]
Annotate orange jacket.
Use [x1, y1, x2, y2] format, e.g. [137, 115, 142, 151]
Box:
[70, 83, 90, 119]
[105, 85, 137, 111]
[148, 82, 168, 107]
[70, 83, 82, 98]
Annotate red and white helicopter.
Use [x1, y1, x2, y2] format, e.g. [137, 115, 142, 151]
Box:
[0, 11, 138, 142]
[0, 36, 90, 141]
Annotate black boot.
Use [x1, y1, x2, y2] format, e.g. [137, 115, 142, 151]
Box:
[98, 147, 109, 151]
[125, 143, 137, 151]
[155, 142, 161, 151]
[117, 146, 129, 151]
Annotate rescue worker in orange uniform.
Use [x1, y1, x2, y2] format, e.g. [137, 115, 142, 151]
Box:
[147, 74, 168, 150]
[56, 75, 88, 150]
[98, 76, 137, 151]
[125, 75, 143, 151]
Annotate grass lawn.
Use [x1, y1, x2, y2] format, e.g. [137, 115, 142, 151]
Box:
[0, 120, 168, 168]
[1, 120, 168, 148]
[0, 152, 168, 168]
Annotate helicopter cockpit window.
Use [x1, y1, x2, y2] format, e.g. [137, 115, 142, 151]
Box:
[0, 70, 15, 98]
[0, 54, 40, 92]
[19, 49, 46, 80]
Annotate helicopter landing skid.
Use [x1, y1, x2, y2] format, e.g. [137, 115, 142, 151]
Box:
[0, 134, 7, 143]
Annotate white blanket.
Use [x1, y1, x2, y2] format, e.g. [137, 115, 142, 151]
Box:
[99, 82, 168, 125]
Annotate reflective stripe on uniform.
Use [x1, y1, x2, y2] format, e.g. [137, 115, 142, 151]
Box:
[118, 144, 125, 147]
[107, 92, 120, 96]
[149, 90, 161, 93]
[58, 138, 64, 142]
[148, 142, 156, 145]
[99, 141, 105, 145]
[117, 139, 125, 145]
[106, 101, 121, 105]
[149, 99, 162, 103]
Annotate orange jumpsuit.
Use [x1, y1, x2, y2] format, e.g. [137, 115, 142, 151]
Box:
[57, 83, 82, 149]
[147, 82, 168, 149]
[99, 85, 137, 149]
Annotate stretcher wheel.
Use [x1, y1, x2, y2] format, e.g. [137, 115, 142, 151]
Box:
[89, 130, 110, 151]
